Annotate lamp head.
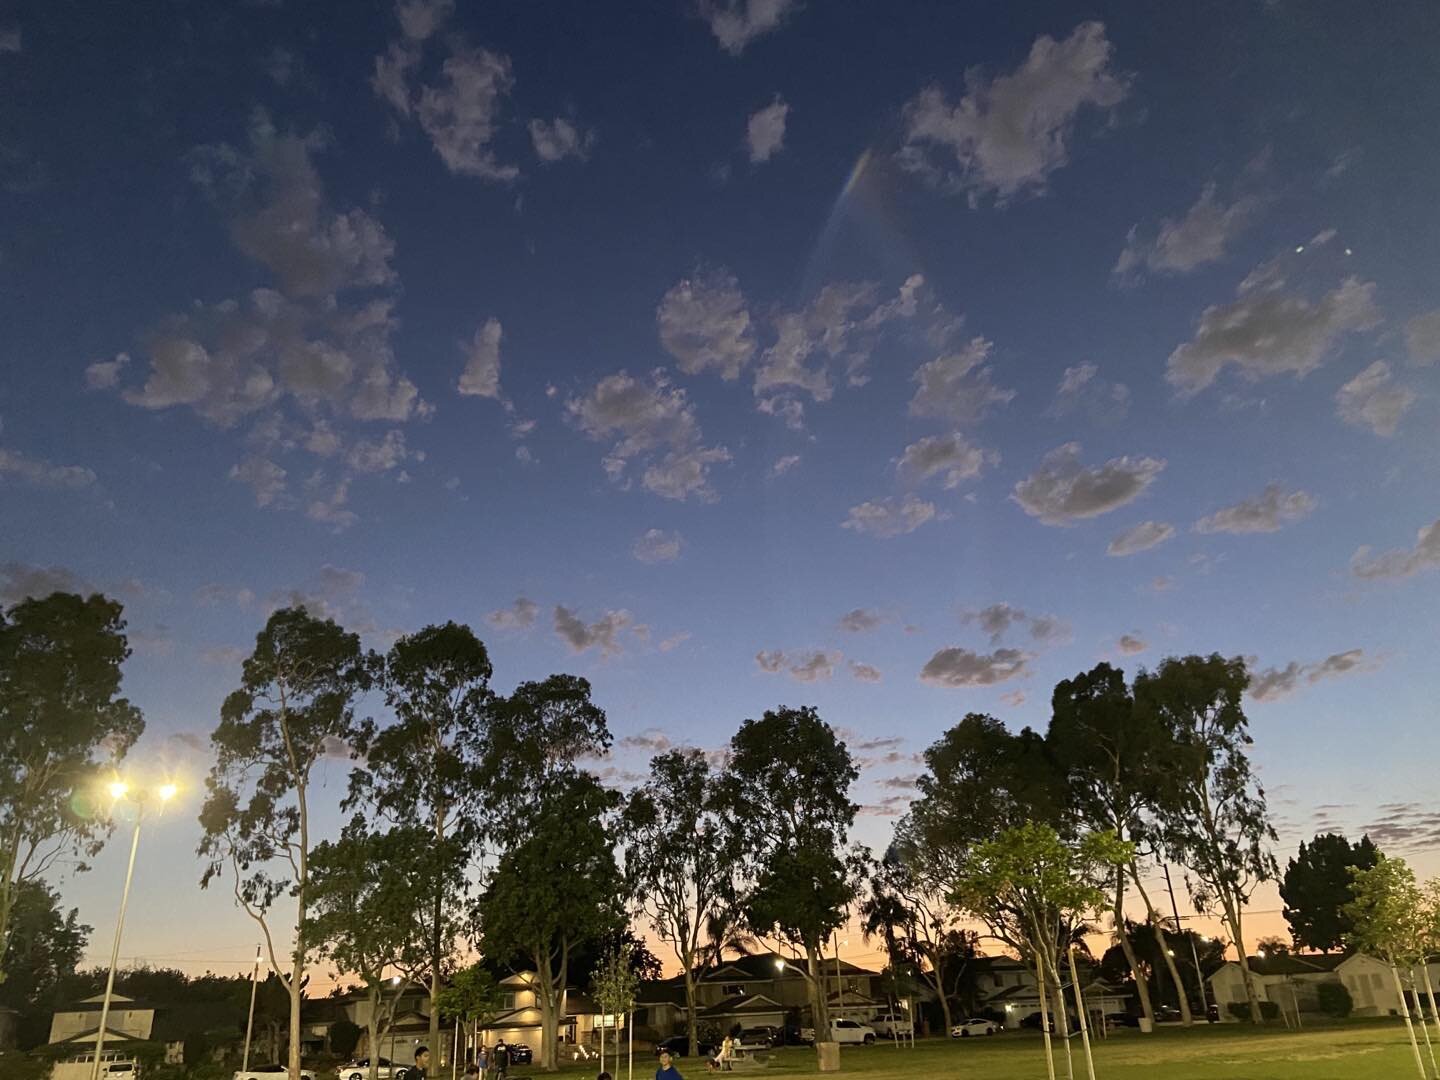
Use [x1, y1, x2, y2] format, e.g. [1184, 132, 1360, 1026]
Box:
[108, 781, 129, 800]
[157, 783, 178, 803]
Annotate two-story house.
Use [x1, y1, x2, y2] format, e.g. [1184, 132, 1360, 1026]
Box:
[968, 955, 1128, 1027]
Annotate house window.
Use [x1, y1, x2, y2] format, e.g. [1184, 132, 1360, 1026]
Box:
[992, 975, 1003, 988]
[502, 993, 518, 1009]
[723, 984, 744, 997]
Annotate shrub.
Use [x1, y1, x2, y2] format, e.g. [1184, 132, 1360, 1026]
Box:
[1227, 1000, 1280, 1021]
[330, 1019, 363, 1059]
[1318, 981, 1354, 1018]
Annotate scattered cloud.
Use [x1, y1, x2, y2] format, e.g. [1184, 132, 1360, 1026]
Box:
[199, 645, 248, 667]
[1405, 310, 1440, 366]
[1117, 633, 1147, 655]
[0, 447, 97, 490]
[896, 433, 995, 489]
[1148, 575, 1175, 593]
[1012, 442, 1165, 525]
[755, 648, 840, 683]
[852, 735, 904, 752]
[229, 455, 289, 508]
[1249, 648, 1377, 702]
[415, 46, 519, 180]
[529, 117, 597, 163]
[85, 354, 129, 390]
[658, 631, 692, 652]
[1114, 182, 1261, 280]
[858, 795, 911, 818]
[554, 605, 633, 658]
[633, 528, 683, 564]
[1194, 483, 1317, 534]
[768, 454, 801, 478]
[1166, 271, 1378, 395]
[1107, 520, 1175, 557]
[566, 370, 730, 501]
[699, 0, 800, 55]
[619, 729, 673, 753]
[877, 774, 919, 792]
[841, 494, 940, 538]
[848, 661, 882, 683]
[898, 21, 1129, 205]
[838, 608, 886, 633]
[909, 336, 1015, 426]
[999, 689, 1027, 707]
[1351, 517, 1440, 580]
[194, 583, 256, 609]
[458, 318, 503, 398]
[486, 596, 539, 629]
[1334, 361, 1415, 436]
[920, 646, 1032, 688]
[656, 270, 756, 380]
[962, 603, 1070, 645]
[1046, 362, 1130, 424]
[747, 96, 790, 163]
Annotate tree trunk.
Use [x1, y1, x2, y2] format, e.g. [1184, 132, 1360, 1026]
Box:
[1115, 867, 1154, 1028]
[1222, 900, 1262, 1026]
[1390, 963, 1428, 1079]
[368, 985, 382, 1080]
[806, 945, 831, 1039]
[683, 966, 699, 1057]
[537, 969, 558, 1072]
[1410, 968, 1439, 1078]
[1422, 965, 1440, 1056]
[1045, 952, 1074, 1080]
[934, 976, 953, 1036]
[1031, 951, 1056, 1080]
[1066, 947, 1097, 1080]
[1129, 869, 1192, 1025]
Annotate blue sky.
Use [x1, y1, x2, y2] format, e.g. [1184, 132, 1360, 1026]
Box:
[3, 0, 1439, 975]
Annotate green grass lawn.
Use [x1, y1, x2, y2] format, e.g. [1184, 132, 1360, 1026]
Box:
[527, 1021, 1433, 1080]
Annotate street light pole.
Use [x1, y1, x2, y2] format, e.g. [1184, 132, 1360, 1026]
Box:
[91, 815, 143, 1080]
[1162, 863, 1209, 1018]
[242, 944, 262, 1073]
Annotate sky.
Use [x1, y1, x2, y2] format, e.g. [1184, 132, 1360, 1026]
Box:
[3, 0, 1440, 982]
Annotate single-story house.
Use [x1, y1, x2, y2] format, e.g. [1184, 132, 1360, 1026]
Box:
[1208, 953, 1440, 1020]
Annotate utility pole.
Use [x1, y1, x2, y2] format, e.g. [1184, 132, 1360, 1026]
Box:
[242, 944, 262, 1073]
[1162, 863, 1210, 1018]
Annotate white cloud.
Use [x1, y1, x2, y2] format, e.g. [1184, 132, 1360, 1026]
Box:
[1012, 442, 1165, 526]
[229, 455, 288, 508]
[458, 317, 503, 398]
[529, 117, 597, 163]
[305, 477, 358, 531]
[567, 370, 730, 500]
[755, 649, 840, 683]
[1194, 483, 1317, 535]
[85, 354, 130, 391]
[487, 596, 539, 629]
[897, 432, 995, 489]
[344, 429, 421, 473]
[841, 494, 940, 538]
[1114, 183, 1261, 280]
[658, 631, 691, 652]
[899, 22, 1128, 205]
[1351, 517, 1440, 580]
[1117, 633, 1147, 655]
[396, 0, 454, 42]
[0, 448, 97, 490]
[920, 646, 1032, 688]
[1334, 361, 1415, 437]
[554, 605, 632, 657]
[838, 608, 885, 633]
[909, 336, 1015, 425]
[0, 563, 95, 605]
[769, 454, 801, 478]
[1250, 648, 1376, 702]
[633, 528, 683, 563]
[1166, 274, 1378, 395]
[1107, 520, 1175, 557]
[699, 0, 800, 55]
[656, 270, 756, 380]
[849, 661, 882, 683]
[416, 46, 520, 180]
[747, 97, 789, 163]
[1406, 310, 1440, 366]
[1046, 362, 1130, 423]
[962, 603, 1071, 645]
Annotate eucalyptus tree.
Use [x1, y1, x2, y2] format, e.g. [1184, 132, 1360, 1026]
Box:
[347, 621, 494, 1056]
[1345, 856, 1428, 1078]
[715, 706, 861, 1051]
[0, 592, 144, 967]
[1135, 654, 1276, 1026]
[621, 748, 735, 1056]
[198, 606, 375, 1080]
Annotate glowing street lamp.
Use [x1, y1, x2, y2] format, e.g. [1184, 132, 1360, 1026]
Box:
[90, 778, 181, 1080]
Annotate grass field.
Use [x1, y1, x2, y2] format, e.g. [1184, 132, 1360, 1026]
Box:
[545, 1022, 1434, 1080]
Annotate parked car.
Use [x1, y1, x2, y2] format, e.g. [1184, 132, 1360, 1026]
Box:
[1206, 1003, 1221, 1023]
[949, 1017, 1001, 1037]
[1153, 1005, 1183, 1024]
[870, 1012, 914, 1039]
[798, 1019, 877, 1045]
[236, 1067, 316, 1080]
[734, 1027, 779, 1051]
[100, 1066, 139, 1079]
[508, 1044, 533, 1065]
[1104, 1012, 1141, 1028]
[336, 1059, 408, 1080]
[1019, 1011, 1079, 1032]
[653, 1036, 715, 1058]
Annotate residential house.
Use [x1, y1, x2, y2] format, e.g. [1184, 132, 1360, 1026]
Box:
[1208, 953, 1440, 1021]
[309, 986, 457, 1067]
[479, 973, 615, 1062]
[968, 956, 1128, 1028]
[45, 994, 185, 1080]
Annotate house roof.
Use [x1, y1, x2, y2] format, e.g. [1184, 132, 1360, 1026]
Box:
[58, 995, 156, 1013]
[54, 1026, 147, 1044]
[635, 981, 688, 1007]
[699, 953, 879, 982]
[1208, 953, 1349, 980]
[698, 994, 787, 1019]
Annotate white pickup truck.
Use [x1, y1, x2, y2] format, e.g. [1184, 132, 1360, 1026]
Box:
[798, 1019, 877, 1045]
[870, 1012, 914, 1039]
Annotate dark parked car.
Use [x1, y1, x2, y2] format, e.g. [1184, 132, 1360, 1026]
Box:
[508, 1044, 532, 1065]
[1019, 1011, 1079, 1031]
[1153, 1006, 1183, 1024]
[1104, 1012, 1140, 1028]
[653, 1036, 715, 1058]
[1207, 1004, 1221, 1023]
[735, 1027, 779, 1050]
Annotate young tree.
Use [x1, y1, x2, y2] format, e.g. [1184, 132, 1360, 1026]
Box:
[348, 621, 494, 1057]
[621, 748, 735, 1057]
[0, 592, 144, 966]
[197, 606, 374, 1080]
[303, 818, 440, 1080]
[1280, 833, 1379, 952]
[716, 706, 861, 1054]
[1136, 654, 1276, 1026]
[591, 941, 639, 1078]
[475, 675, 620, 1072]
[1345, 856, 1428, 1079]
[436, 963, 506, 1068]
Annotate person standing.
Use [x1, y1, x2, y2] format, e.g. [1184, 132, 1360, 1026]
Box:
[494, 1040, 511, 1080]
[476, 1042, 489, 1080]
[412, 1046, 431, 1080]
[656, 1048, 683, 1080]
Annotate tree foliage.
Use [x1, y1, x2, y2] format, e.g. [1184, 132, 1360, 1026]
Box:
[0, 592, 144, 967]
[1280, 833, 1379, 953]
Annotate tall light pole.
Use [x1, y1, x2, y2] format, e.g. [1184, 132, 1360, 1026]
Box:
[242, 944, 262, 1072]
[91, 780, 178, 1080]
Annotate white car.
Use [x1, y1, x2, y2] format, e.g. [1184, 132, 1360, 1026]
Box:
[799, 1019, 877, 1045]
[950, 1018, 1001, 1037]
[870, 1012, 914, 1039]
[335, 1060, 410, 1080]
[234, 1067, 317, 1080]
